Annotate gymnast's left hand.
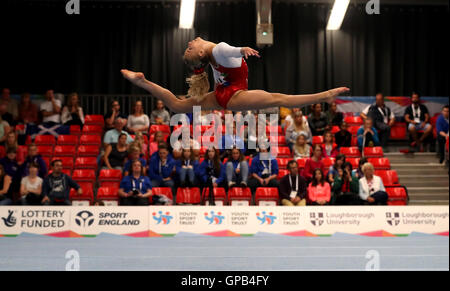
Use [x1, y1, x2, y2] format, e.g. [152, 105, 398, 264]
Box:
[241, 47, 260, 59]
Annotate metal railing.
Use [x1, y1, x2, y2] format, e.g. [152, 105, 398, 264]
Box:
[79, 94, 157, 116]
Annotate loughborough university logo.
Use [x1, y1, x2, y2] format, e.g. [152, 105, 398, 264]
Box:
[386, 212, 400, 226]
[310, 212, 324, 227]
[75, 211, 95, 227]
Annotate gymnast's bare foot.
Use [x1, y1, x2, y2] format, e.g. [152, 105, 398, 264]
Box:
[325, 87, 350, 104]
[121, 69, 146, 86]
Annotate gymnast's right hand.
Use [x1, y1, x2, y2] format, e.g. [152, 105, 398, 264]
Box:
[121, 69, 146, 84]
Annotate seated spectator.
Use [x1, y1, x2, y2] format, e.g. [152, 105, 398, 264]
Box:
[226, 147, 249, 188]
[0, 164, 13, 205]
[5, 131, 18, 152]
[248, 144, 279, 198]
[148, 143, 176, 195]
[352, 157, 368, 179]
[283, 108, 303, 130]
[335, 121, 352, 149]
[103, 133, 129, 171]
[42, 160, 81, 205]
[359, 162, 388, 205]
[198, 147, 227, 191]
[18, 93, 39, 125]
[1, 88, 18, 123]
[127, 100, 150, 135]
[20, 162, 44, 205]
[150, 100, 171, 125]
[280, 160, 307, 206]
[361, 93, 395, 150]
[61, 92, 85, 127]
[221, 126, 246, 160]
[172, 131, 201, 160]
[175, 148, 199, 187]
[302, 144, 325, 182]
[40, 89, 62, 126]
[436, 105, 449, 164]
[327, 154, 346, 182]
[325, 102, 344, 126]
[123, 146, 147, 176]
[404, 92, 432, 152]
[0, 115, 11, 145]
[0, 148, 20, 194]
[0, 100, 15, 127]
[308, 103, 330, 136]
[104, 100, 127, 130]
[103, 118, 134, 146]
[293, 133, 312, 160]
[130, 132, 148, 159]
[286, 111, 312, 151]
[321, 131, 338, 158]
[20, 143, 48, 178]
[150, 131, 167, 156]
[118, 160, 152, 206]
[331, 162, 360, 205]
[357, 117, 380, 151]
[307, 168, 331, 205]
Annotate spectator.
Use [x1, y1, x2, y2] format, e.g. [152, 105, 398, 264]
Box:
[103, 133, 129, 171]
[327, 154, 346, 183]
[20, 143, 48, 178]
[226, 147, 249, 188]
[404, 92, 432, 152]
[307, 168, 331, 205]
[436, 105, 449, 164]
[221, 126, 246, 160]
[175, 148, 199, 187]
[123, 146, 147, 176]
[308, 103, 330, 136]
[283, 108, 304, 130]
[352, 157, 368, 179]
[118, 160, 152, 206]
[293, 133, 312, 160]
[172, 130, 201, 160]
[5, 132, 18, 152]
[150, 100, 171, 125]
[198, 147, 227, 190]
[1, 88, 18, 121]
[357, 117, 380, 151]
[18, 93, 39, 125]
[361, 93, 395, 150]
[148, 143, 176, 195]
[248, 144, 279, 199]
[40, 89, 62, 126]
[279, 160, 307, 206]
[150, 131, 166, 156]
[258, 107, 280, 126]
[104, 100, 127, 130]
[335, 121, 352, 149]
[302, 144, 325, 182]
[103, 118, 134, 146]
[0, 147, 19, 181]
[42, 160, 81, 205]
[61, 92, 85, 127]
[0, 164, 13, 205]
[286, 111, 312, 150]
[325, 102, 344, 126]
[321, 131, 338, 158]
[359, 162, 388, 205]
[331, 162, 360, 205]
[130, 132, 148, 159]
[20, 162, 44, 205]
[0, 101, 15, 126]
[0, 115, 10, 145]
[127, 100, 150, 135]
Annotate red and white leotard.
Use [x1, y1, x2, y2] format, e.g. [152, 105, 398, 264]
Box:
[211, 42, 248, 109]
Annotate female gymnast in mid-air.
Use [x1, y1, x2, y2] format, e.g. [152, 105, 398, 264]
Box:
[121, 37, 350, 113]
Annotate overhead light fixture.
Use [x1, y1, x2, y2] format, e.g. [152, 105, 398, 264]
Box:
[326, 0, 350, 30]
[179, 0, 196, 29]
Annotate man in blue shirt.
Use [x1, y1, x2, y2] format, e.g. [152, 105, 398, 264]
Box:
[148, 143, 176, 198]
[436, 105, 449, 164]
[118, 160, 152, 205]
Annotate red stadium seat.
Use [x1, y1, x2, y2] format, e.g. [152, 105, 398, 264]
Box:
[79, 135, 102, 146]
[340, 147, 361, 158]
[149, 133, 170, 142]
[70, 183, 94, 205]
[152, 187, 174, 201]
[347, 158, 360, 169]
[42, 157, 50, 170]
[36, 146, 53, 157]
[375, 170, 400, 186]
[72, 169, 96, 184]
[77, 145, 100, 157]
[54, 145, 77, 157]
[390, 122, 407, 140]
[271, 146, 291, 158]
[266, 126, 283, 135]
[368, 158, 391, 170]
[277, 169, 289, 180]
[173, 125, 193, 135]
[331, 126, 340, 134]
[99, 169, 122, 187]
[269, 136, 287, 146]
[48, 169, 72, 176]
[96, 187, 119, 203]
[322, 157, 336, 169]
[348, 126, 360, 136]
[176, 187, 201, 205]
[34, 135, 56, 146]
[0, 146, 5, 158]
[25, 135, 32, 145]
[255, 188, 279, 206]
[57, 135, 78, 145]
[228, 187, 252, 206]
[276, 158, 290, 169]
[199, 135, 218, 146]
[150, 124, 171, 135]
[82, 125, 103, 135]
[351, 136, 358, 147]
[52, 157, 74, 170]
[202, 187, 227, 206]
[99, 181, 120, 188]
[70, 125, 81, 135]
[430, 115, 439, 139]
[74, 157, 98, 170]
[84, 115, 105, 127]
[385, 186, 408, 206]
[296, 159, 307, 169]
[312, 136, 324, 146]
[344, 116, 363, 126]
[17, 145, 28, 164]
[364, 147, 384, 158]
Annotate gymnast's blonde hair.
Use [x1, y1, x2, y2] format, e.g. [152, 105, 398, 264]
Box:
[184, 56, 210, 103]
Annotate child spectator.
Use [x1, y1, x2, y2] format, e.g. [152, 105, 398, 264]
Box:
[321, 131, 339, 158]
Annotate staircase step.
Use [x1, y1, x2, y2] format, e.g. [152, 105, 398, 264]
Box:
[401, 180, 449, 188]
[409, 200, 449, 206]
[396, 169, 447, 175]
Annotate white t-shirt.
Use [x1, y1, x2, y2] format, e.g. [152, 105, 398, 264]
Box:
[127, 114, 150, 130]
[211, 42, 243, 85]
[40, 100, 62, 123]
[362, 104, 395, 124]
[21, 176, 43, 193]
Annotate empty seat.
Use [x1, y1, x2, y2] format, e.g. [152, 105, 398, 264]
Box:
[70, 125, 81, 135]
[347, 158, 360, 169]
[96, 187, 119, 203]
[151, 187, 174, 201]
[84, 115, 105, 127]
[375, 170, 400, 186]
[228, 187, 252, 206]
[79, 135, 102, 146]
[82, 125, 103, 135]
[296, 159, 307, 169]
[255, 187, 279, 206]
[348, 126, 360, 136]
[276, 158, 290, 169]
[150, 124, 171, 135]
[34, 135, 56, 146]
[0, 146, 5, 158]
[72, 169, 96, 184]
[74, 157, 98, 170]
[57, 135, 78, 145]
[77, 145, 100, 157]
[269, 136, 287, 146]
[344, 116, 363, 126]
[176, 187, 201, 205]
[271, 146, 291, 158]
[52, 157, 74, 170]
[36, 146, 53, 157]
[340, 147, 361, 158]
[390, 123, 407, 140]
[312, 136, 324, 146]
[70, 183, 94, 205]
[48, 169, 72, 176]
[331, 126, 340, 134]
[351, 136, 358, 147]
[99, 169, 122, 187]
[16, 145, 28, 164]
[277, 169, 289, 180]
[99, 181, 120, 189]
[364, 147, 384, 158]
[322, 157, 336, 169]
[385, 186, 408, 206]
[266, 126, 283, 135]
[202, 187, 227, 206]
[368, 158, 391, 170]
[54, 145, 77, 157]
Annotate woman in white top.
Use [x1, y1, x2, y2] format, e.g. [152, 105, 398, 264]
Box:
[293, 133, 311, 160]
[61, 92, 85, 126]
[285, 111, 312, 151]
[20, 162, 44, 205]
[359, 163, 388, 205]
[127, 100, 150, 134]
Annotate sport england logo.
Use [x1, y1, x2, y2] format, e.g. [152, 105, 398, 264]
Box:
[75, 211, 94, 227]
[153, 211, 174, 225]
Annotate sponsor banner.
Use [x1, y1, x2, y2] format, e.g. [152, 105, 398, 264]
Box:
[1, 206, 448, 236]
